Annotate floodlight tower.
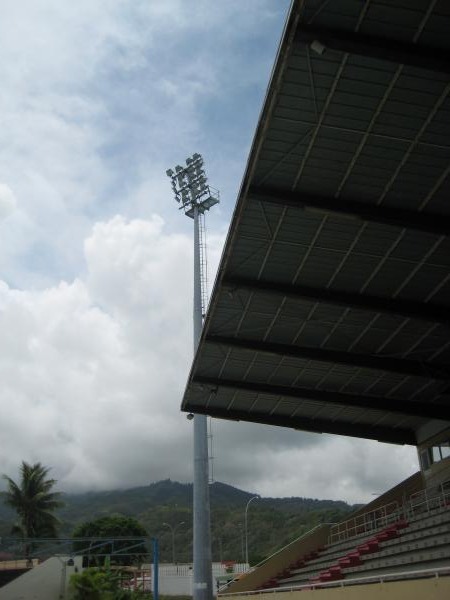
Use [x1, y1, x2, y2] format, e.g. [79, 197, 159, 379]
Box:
[166, 154, 219, 600]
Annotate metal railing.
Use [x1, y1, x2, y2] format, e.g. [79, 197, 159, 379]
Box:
[218, 566, 450, 596]
[328, 501, 401, 544]
[407, 478, 450, 517]
[329, 477, 450, 544]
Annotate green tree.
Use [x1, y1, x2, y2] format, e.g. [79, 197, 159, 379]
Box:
[2, 461, 63, 543]
[72, 515, 148, 566]
[70, 568, 146, 600]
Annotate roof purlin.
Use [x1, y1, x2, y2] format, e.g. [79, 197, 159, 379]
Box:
[221, 276, 450, 327]
[204, 335, 449, 381]
[246, 185, 450, 237]
[185, 400, 417, 446]
[192, 376, 450, 423]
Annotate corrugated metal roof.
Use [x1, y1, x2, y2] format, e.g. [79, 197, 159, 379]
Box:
[182, 0, 450, 446]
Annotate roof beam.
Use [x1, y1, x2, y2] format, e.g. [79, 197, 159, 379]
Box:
[184, 402, 414, 445]
[222, 275, 450, 327]
[192, 376, 450, 423]
[247, 185, 450, 237]
[185, 403, 415, 445]
[295, 24, 450, 75]
[206, 335, 449, 381]
[187, 383, 417, 445]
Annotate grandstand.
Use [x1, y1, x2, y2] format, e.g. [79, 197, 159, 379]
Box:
[219, 474, 449, 594]
[182, 0, 450, 597]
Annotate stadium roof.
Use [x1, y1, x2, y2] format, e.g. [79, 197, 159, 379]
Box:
[182, 0, 450, 446]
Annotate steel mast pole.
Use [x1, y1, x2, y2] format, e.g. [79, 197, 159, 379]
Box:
[193, 205, 203, 350]
[193, 205, 213, 600]
[166, 154, 219, 600]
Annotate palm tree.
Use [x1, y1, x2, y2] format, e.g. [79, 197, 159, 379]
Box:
[3, 461, 64, 543]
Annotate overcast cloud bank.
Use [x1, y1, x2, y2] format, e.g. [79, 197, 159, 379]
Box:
[0, 214, 418, 503]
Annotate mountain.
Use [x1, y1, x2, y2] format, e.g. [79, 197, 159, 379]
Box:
[0, 480, 358, 565]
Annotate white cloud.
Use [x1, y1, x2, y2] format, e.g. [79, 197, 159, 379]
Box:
[0, 216, 193, 491]
[211, 421, 418, 504]
[0, 183, 17, 219]
[0, 0, 287, 285]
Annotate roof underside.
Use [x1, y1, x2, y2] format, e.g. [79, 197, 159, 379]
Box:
[182, 0, 450, 446]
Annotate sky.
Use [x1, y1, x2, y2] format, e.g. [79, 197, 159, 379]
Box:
[0, 0, 419, 505]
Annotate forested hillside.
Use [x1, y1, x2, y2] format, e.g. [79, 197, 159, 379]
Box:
[0, 479, 359, 565]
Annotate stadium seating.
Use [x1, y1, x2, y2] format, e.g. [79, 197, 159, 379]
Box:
[245, 479, 450, 592]
[272, 506, 449, 588]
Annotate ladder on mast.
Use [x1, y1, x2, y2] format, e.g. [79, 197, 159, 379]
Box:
[198, 211, 209, 319]
[198, 210, 215, 483]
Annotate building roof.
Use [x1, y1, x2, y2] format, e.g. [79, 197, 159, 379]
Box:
[182, 0, 450, 446]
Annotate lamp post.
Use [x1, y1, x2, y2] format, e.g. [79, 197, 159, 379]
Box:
[244, 496, 259, 567]
[163, 521, 185, 565]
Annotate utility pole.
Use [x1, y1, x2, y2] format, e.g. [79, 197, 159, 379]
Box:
[166, 155, 219, 600]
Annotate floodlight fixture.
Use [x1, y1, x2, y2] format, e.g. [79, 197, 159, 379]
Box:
[166, 153, 220, 218]
[311, 39, 326, 55]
